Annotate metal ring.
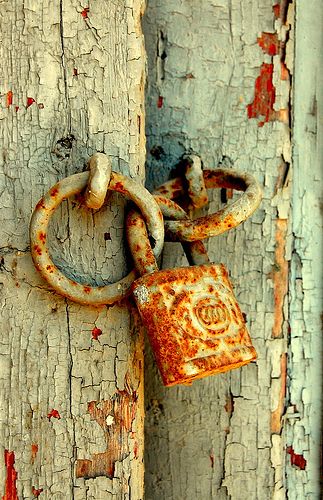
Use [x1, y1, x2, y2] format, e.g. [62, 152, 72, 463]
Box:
[30, 171, 164, 305]
[154, 169, 262, 241]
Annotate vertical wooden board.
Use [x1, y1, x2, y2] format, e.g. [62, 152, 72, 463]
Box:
[287, 0, 322, 497]
[0, 1, 145, 498]
[144, 1, 292, 498]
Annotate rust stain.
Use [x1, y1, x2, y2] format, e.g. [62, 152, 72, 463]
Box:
[6, 91, 13, 108]
[272, 219, 288, 338]
[50, 187, 59, 198]
[47, 409, 60, 421]
[132, 264, 256, 386]
[271, 353, 287, 433]
[91, 327, 102, 340]
[287, 446, 307, 470]
[76, 390, 138, 479]
[31, 444, 38, 465]
[247, 63, 276, 126]
[2, 450, 18, 500]
[257, 32, 279, 56]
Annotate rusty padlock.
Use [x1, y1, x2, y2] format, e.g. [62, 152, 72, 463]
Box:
[126, 209, 257, 387]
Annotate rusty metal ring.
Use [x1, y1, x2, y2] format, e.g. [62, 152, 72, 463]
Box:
[154, 169, 262, 241]
[30, 171, 164, 305]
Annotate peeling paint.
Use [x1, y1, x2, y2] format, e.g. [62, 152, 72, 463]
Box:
[47, 409, 60, 420]
[286, 446, 307, 470]
[76, 390, 138, 479]
[257, 33, 279, 56]
[2, 450, 18, 500]
[272, 219, 288, 338]
[247, 63, 276, 126]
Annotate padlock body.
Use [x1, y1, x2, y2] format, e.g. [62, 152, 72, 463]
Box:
[132, 263, 256, 387]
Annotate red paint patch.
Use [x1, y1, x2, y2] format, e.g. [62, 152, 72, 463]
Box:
[81, 7, 89, 18]
[91, 327, 102, 340]
[27, 97, 35, 108]
[6, 91, 13, 108]
[273, 4, 280, 18]
[31, 444, 38, 464]
[157, 96, 164, 108]
[83, 286, 91, 294]
[247, 63, 276, 126]
[2, 450, 18, 500]
[47, 409, 61, 421]
[287, 446, 307, 470]
[32, 487, 43, 497]
[257, 32, 279, 56]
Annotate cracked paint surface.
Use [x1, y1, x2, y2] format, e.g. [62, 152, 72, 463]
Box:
[0, 1, 145, 498]
[143, 1, 297, 498]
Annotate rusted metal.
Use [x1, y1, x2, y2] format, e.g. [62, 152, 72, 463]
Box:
[132, 263, 257, 386]
[126, 208, 158, 276]
[154, 168, 262, 241]
[84, 153, 112, 210]
[183, 154, 209, 209]
[30, 171, 164, 305]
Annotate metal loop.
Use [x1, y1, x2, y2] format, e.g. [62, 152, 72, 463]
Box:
[126, 194, 210, 276]
[183, 154, 208, 209]
[155, 169, 262, 241]
[30, 171, 164, 305]
[84, 153, 112, 210]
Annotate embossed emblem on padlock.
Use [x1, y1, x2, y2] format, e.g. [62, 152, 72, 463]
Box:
[132, 263, 256, 387]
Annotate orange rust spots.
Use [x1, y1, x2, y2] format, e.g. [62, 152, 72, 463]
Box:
[32, 487, 43, 497]
[31, 444, 38, 464]
[38, 232, 46, 243]
[272, 219, 288, 338]
[47, 409, 60, 420]
[271, 353, 287, 433]
[83, 286, 91, 294]
[132, 264, 256, 386]
[133, 441, 139, 459]
[76, 390, 138, 479]
[33, 245, 42, 256]
[286, 446, 307, 470]
[113, 181, 127, 194]
[273, 4, 280, 18]
[91, 327, 102, 340]
[247, 63, 276, 126]
[6, 91, 13, 108]
[257, 32, 279, 56]
[2, 450, 18, 500]
[157, 95, 164, 108]
[27, 97, 35, 108]
[50, 187, 59, 197]
[35, 198, 45, 210]
[81, 7, 89, 18]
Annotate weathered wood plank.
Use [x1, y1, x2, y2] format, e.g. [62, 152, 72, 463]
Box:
[143, 1, 293, 498]
[0, 1, 145, 498]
